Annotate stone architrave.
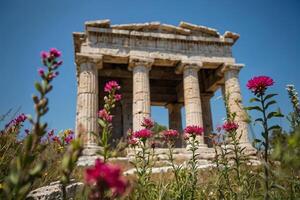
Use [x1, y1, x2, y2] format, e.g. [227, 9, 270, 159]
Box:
[222, 64, 250, 145]
[129, 57, 153, 132]
[181, 60, 205, 145]
[166, 103, 183, 147]
[75, 54, 102, 156]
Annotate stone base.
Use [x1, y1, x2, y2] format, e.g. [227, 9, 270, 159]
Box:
[77, 144, 103, 166]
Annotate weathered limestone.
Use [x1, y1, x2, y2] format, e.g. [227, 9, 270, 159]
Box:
[181, 60, 205, 145]
[201, 93, 214, 146]
[75, 54, 102, 157]
[73, 20, 255, 163]
[166, 103, 183, 147]
[222, 64, 250, 144]
[129, 57, 153, 131]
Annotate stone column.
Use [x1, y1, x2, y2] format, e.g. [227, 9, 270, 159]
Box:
[121, 93, 133, 136]
[222, 64, 250, 145]
[181, 60, 205, 145]
[129, 57, 153, 132]
[75, 54, 102, 160]
[201, 93, 214, 146]
[166, 103, 183, 147]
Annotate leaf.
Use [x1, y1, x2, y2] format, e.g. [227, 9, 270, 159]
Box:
[265, 100, 276, 110]
[245, 106, 263, 112]
[264, 93, 278, 101]
[267, 111, 284, 119]
[268, 125, 281, 132]
[29, 162, 45, 176]
[254, 138, 262, 143]
[98, 118, 106, 128]
[250, 97, 260, 103]
[34, 82, 43, 93]
[255, 118, 263, 123]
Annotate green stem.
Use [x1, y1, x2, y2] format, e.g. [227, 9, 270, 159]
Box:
[260, 94, 270, 200]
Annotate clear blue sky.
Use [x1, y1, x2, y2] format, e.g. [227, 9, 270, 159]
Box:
[1, 0, 299, 139]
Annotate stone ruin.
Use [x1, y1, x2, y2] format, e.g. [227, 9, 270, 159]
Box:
[74, 19, 256, 165]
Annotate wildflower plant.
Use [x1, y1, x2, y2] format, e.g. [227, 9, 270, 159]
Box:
[246, 75, 283, 200]
[286, 84, 300, 130]
[184, 125, 204, 199]
[0, 48, 63, 199]
[84, 159, 127, 200]
[97, 81, 121, 162]
[129, 117, 157, 199]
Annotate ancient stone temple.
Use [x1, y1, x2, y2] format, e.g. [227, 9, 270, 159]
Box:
[73, 20, 254, 163]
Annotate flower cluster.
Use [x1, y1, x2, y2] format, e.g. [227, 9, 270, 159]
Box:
[47, 129, 74, 146]
[85, 159, 127, 197]
[98, 109, 113, 123]
[184, 125, 204, 139]
[104, 81, 121, 93]
[162, 129, 179, 141]
[133, 129, 153, 140]
[247, 76, 274, 96]
[39, 48, 62, 81]
[5, 113, 27, 130]
[141, 117, 154, 129]
[222, 121, 239, 133]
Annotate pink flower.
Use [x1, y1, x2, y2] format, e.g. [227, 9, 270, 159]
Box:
[98, 109, 113, 122]
[141, 117, 154, 129]
[162, 129, 179, 140]
[52, 136, 61, 145]
[133, 129, 152, 140]
[64, 135, 73, 144]
[38, 68, 45, 76]
[128, 135, 138, 146]
[247, 76, 274, 95]
[49, 48, 61, 58]
[114, 94, 122, 101]
[48, 129, 54, 137]
[48, 71, 59, 80]
[85, 159, 127, 196]
[183, 133, 189, 140]
[5, 113, 27, 129]
[184, 125, 204, 137]
[104, 81, 120, 93]
[222, 121, 239, 133]
[40, 51, 49, 59]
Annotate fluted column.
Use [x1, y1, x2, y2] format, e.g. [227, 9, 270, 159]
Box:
[181, 60, 205, 145]
[75, 54, 102, 152]
[129, 57, 153, 131]
[201, 93, 213, 146]
[222, 64, 250, 144]
[166, 103, 183, 147]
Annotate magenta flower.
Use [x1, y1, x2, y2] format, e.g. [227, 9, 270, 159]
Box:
[247, 76, 274, 95]
[128, 135, 138, 146]
[98, 109, 113, 122]
[104, 81, 121, 93]
[40, 51, 49, 59]
[49, 48, 61, 58]
[141, 117, 154, 129]
[133, 129, 152, 140]
[5, 113, 27, 129]
[64, 135, 73, 144]
[114, 94, 122, 101]
[183, 133, 189, 140]
[162, 129, 179, 141]
[222, 121, 239, 133]
[38, 68, 45, 76]
[184, 125, 204, 137]
[48, 71, 59, 80]
[85, 159, 127, 196]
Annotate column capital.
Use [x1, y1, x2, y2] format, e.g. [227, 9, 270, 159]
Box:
[221, 63, 244, 73]
[75, 53, 103, 69]
[176, 59, 203, 74]
[128, 56, 154, 70]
